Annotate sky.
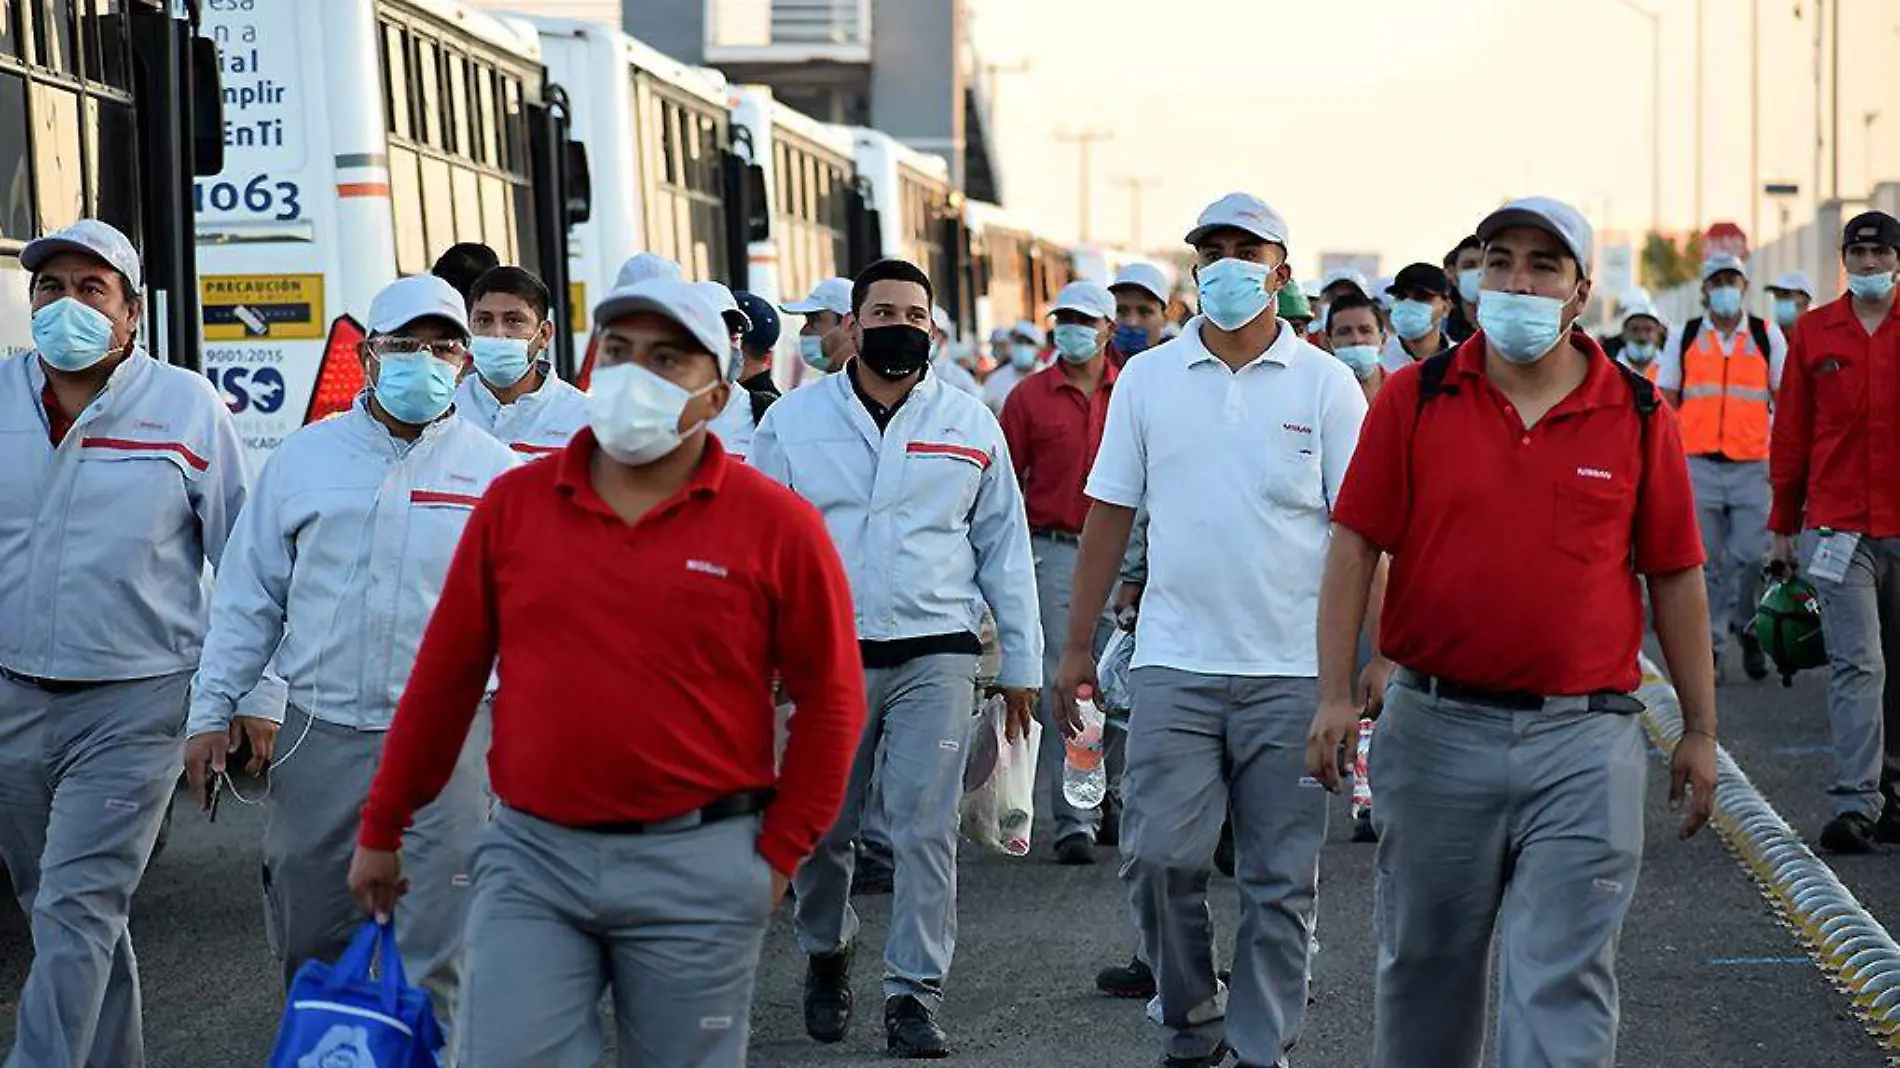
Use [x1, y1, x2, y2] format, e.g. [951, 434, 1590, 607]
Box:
[965, 0, 1900, 278]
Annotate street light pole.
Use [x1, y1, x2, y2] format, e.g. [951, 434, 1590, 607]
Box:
[1865, 111, 1882, 196]
[1616, 0, 1663, 234]
[1055, 128, 1112, 243]
[1113, 176, 1159, 250]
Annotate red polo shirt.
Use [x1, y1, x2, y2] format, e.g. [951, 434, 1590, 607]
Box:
[358, 431, 867, 876]
[1333, 332, 1704, 695]
[998, 359, 1118, 534]
[1769, 294, 1900, 537]
[42, 381, 74, 445]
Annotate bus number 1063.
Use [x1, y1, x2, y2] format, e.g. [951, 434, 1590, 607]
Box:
[194, 175, 302, 222]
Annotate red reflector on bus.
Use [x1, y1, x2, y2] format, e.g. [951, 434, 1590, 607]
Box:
[576, 332, 599, 392]
[306, 315, 367, 424]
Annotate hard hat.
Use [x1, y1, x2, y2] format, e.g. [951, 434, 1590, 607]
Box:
[1754, 570, 1828, 686]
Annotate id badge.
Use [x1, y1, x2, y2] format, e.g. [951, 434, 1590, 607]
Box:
[1809, 530, 1862, 584]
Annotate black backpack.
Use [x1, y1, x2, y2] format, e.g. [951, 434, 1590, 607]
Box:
[1414, 337, 1660, 419]
[1678, 315, 1773, 367]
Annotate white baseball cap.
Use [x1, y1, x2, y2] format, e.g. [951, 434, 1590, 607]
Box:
[1700, 252, 1750, 283]
[932, 305, 954, 335]
[1298, 278, 1322, 300]
[593, 279, 736, 380]
[1009, 320, 1046, 346]
[1476, 196, 1595, 277]
[1319, 268, 1370, 297]
[1768, 270, 1814, 297]
[781, 277, 853, 317]
[613, 252, 682, 292]
[367, 274, 469, 339]
[1051, 280, 1116, 321]
[1620, 301, 1667, 331]
[693, 280, 751, 333]
[1109, 262, 1170, 305]
[988, 327, 1012, 345]
[1185, 192, 1289, 248]
[22, 218, 143, 296]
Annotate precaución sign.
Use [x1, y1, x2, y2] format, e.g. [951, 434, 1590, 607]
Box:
[202, 274, 325, 341]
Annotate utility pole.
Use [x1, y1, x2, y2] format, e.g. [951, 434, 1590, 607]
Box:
[1112, 176, 1159, 249]
[1865, 111, 1882, 196]
[1054, 128, 1112, 243]
[980, 58, 1031, 115]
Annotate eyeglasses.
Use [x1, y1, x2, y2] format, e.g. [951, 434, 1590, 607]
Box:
[367, 336, 467, 361]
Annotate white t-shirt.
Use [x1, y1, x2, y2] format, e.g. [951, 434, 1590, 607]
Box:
[1654, 315, 1787, 393]
[1085, 316, 1367, 677]
[982, 363, 1029, 414]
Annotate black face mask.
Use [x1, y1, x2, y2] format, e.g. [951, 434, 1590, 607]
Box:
[858, 324, 933, 380]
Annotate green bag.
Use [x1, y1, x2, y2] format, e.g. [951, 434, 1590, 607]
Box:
[1754, 568, 1828, 687]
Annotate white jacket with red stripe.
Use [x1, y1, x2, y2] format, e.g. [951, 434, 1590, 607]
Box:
[0, 350, 249, 681]
[748, 366, 1042, 688]
[188, 394, 517, 734]
[450, 360, 589, 460]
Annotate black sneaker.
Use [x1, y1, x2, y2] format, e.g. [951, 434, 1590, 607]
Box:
[1055, 832, 1097, 866]
[1097, 794, 1122, 847]
[1095, 957, 1156, 999]
[884, 995, 949, 1059]
[1351, 811, 1378, 843]
[1820, 812, 1877, 854]
[1738, 629, 1770, 682]
[1213, 820, 1235, 878]
[1161, 1042, 1230, 1067]
[803, 946, 853, 1043]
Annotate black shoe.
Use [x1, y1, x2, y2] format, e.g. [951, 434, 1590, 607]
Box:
[1213, 819, 1236, 877]
[1095, 957, 1156, 999]
[1738, 629, 1770, 682]
[1055, 832, 1097, 866]
[853, 851, 895, 896]
[1097, 794, 1122, 847]
[1161, 1042, 1230, 1067]
[1820, 812, 1877, 854]
[803, 947, 853, 1043]
[884, 995, 949, 1059]
[1351, 811, 1378, 843]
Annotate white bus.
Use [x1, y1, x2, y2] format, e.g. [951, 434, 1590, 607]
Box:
[195, 0, 586, 462]
[851, 128, 966, 327]
[3, 1, 220, 365]
[517, 14, 757, 377]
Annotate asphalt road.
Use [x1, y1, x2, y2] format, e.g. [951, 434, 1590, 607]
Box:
[1, 660, 1893, 1067]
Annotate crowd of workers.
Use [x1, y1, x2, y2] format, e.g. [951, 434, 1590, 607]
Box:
[3, 187, 1899, 1068]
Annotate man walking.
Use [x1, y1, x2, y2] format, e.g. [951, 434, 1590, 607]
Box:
[1769, 211, 1900, 853]
[1058, 192, 1367, 1068]
[752, 259, 1041, 1058]
[1309, 196, 1719, 1068]
[352, 278, 865, 1067]
[455, 264, 589, 458]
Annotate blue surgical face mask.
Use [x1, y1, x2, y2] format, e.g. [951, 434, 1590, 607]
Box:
[1197, 258, 1274, 331]
[1457, 268, 1483, 306]
[1052, 323, 1101, 364]
[1389, 299, 1438, 341]
[1623, 340, 1659, 366]
[1331, 344, 1381, 380]
[1707, 284, 1744, 318]
[1009, 342, 1040, 371]
[32, 297, 121, 372]
[798, 334, 829, 371]
[1113, 323, 1153, 356]
[1772, 297, 1802, 327]
[470, 335, 534, 388]
[1476, 289, 1572, 365]
[373, 350, 461, 425]
[1848, 270, 1898, 302]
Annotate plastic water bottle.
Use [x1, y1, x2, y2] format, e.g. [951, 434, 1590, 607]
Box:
[1064, 687, 1108, 809]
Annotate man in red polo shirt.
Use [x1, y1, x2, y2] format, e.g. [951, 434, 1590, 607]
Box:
[1769, 209, 1900, 854]
[348, 278, 866, 1067]
[1000, 279, 1121, 864]
[1306, 196, 1718, 1068]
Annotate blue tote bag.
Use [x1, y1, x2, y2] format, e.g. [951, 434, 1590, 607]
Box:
[266, 919, 446, 1068]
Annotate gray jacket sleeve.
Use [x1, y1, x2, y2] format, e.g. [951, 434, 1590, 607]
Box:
[1119, 506, 1149, 585]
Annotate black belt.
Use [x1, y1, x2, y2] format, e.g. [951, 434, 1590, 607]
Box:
[1394, 668, 1641, 715]
[1695, 452, 1753, 465]
[534, 789, 776, 836]
[0, 665, 114, 695]
[1031, 529, 1081, 545]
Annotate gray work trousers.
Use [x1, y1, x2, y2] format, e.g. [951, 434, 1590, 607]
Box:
[1688, 456, 1769, 646]
[794, 653, 977, 1007]
[1369, 678, 1646, 1068]
[1120, 668, 1324, 1066]
[460, 806, 774, 1068]
[1813, 535, 1900, 819]
[0, 670, 189, 1068]
[1032, 533, 1120, 843]
[262, 703, 489, 1048]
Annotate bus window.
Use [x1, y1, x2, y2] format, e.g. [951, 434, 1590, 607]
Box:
[414, 37, 441, 149]
[445, 51, 467, 159]
[31, 82, 81, 231]
[35, 0, 77, 74]
[480, 174, 508, 259]
[452, 167, 479, 242]
[419, 154, 451, 253]
[87, 0, 129, 91]
[388, 146, 426, 274]
[381, 24, 410, 140]
[0, 0, 19, 60]
[89, 95, 136, 236]
[474, 66, 496, 166]
[0, 72, 28, 241]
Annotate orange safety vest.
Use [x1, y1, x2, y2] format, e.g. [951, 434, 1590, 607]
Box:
[1678, 324, 1772, 460]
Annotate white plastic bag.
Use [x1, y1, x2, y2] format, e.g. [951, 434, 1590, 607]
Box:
[1097, 628, 1136, 718]
[959, 695, 1041, 856]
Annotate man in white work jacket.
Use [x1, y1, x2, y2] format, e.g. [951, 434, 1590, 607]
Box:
[0, 219, 250, 1068]
[453, 264, 588, 460]
[184, 274, 517, 1054]
[751, 258, 1042, 1059]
